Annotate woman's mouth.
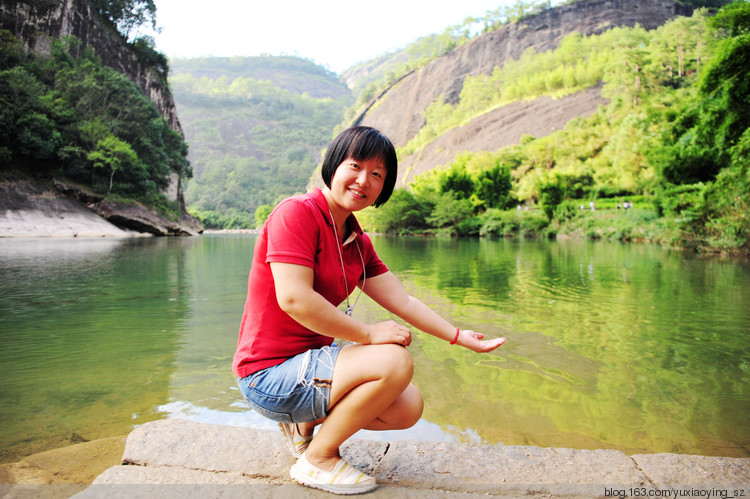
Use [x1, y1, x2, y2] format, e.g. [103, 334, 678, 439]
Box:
[349, 188, 366, 200]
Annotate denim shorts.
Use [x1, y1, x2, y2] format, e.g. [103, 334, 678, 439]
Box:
[236, 345, 341, 424]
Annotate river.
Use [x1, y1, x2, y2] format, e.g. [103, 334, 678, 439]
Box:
[0, 235, 748, 463]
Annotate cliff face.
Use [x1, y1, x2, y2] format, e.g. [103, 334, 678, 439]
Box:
[398, 84, 609, 186]
[0, 0, 182, 135]
[0, 0, 203, 235]
[354, 0, 690, 149]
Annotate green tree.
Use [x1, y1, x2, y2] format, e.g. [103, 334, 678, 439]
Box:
[700, 1, 750, 150]
[49, 39, 190, 194]
[92, 0, 157, 40]
[475, 164, 513, 208]
[604, 26, 652, 107]
[667, 1, 750, 252]
[372, 188, 428, 232]
[440, 169, 474, 199]
[648, 12, 709, 87]
[538, 177, 564, 220]
[87, 134, 139, 197]
[427, 192, 474, 232]
[0, 29, 24, 70]
[0, 32, 189, 211]
[709, 0, 750, 36]
[0, 64, 61, 165]
[659, 1, 750, 185]
[16, 112, 62, 161]
[254, 204, 273, 228]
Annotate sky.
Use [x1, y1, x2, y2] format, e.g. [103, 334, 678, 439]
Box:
[152, 0, 513, 74]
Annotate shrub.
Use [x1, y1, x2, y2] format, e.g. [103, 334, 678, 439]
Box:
[539, 179, 564, 220]
[479, 209, 548, 238]
[518, 212, 549, 235]
[653, 183, 705, 217]
[457, 216, 483, 236]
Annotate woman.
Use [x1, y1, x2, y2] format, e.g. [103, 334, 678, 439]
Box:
[233, 126, 505, 494]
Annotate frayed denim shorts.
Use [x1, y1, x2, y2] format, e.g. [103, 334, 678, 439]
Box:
[236, 344, 342, 424]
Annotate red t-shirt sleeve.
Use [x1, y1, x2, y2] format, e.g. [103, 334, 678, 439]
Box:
[264, 197, 319, 267]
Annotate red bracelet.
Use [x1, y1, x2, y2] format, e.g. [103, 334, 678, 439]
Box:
[450, 327, 460, 345]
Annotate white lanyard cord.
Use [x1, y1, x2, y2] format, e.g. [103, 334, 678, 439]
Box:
[329, 211, 366, 316]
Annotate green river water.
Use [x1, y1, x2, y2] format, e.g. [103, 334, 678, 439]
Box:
[0, 235, 748, 463]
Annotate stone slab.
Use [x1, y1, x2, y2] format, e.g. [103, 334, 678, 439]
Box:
[120, 419, 388, 480]
[93, 465, 269, 485]
[120, 418, 291, 477]
[77, 478, 507, 499]
[375, 440, 650, 495]
[632, 453, 750, 486]
[75, 419, 750, 498]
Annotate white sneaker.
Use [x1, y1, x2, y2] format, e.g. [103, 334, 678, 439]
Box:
[290, 452, 377, 495]
[278, 422, 312, 458]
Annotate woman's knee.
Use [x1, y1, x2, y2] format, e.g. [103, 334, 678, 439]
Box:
[378, 344, 414, 382]
[401, 383, 424, 427]
[384, 383, 423, 429]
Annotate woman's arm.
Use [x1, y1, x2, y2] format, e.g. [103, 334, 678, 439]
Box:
[362, 271, 505, 353]
[270, 262, 412, 346]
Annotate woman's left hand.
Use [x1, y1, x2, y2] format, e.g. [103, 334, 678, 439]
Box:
[457, 330, 506, 353]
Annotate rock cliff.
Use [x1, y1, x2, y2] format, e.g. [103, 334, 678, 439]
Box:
[1, 0, 202, 236]
[354, 0, 692, 150]
[399, 84, 609, 186]
[0, 0, 181, 134]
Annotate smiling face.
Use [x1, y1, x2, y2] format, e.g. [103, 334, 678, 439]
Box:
[321, 127, 398, 210]
[326, 156, 387, 216]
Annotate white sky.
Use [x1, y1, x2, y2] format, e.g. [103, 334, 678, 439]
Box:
[152, 0, 514, 74]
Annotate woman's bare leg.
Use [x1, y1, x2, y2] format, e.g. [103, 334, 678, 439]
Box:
[297, 383, 421, 435]
[302, 344, 423, 471]
[363, 382, 423, 430]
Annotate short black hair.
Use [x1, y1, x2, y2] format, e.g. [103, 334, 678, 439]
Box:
[320, 126, 398, 208]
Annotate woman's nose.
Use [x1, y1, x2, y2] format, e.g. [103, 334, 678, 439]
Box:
[356, 169, 369, 186]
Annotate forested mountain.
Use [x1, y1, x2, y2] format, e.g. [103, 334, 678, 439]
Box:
[353, 0, 690, 151]
[170, 56, 353, 227]
[345, 0, 748, 255]
[173, 0, 747, 254]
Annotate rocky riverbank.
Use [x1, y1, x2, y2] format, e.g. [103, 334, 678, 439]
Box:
[0, 176, 203, 238]
[5, 419, 745, 498]
[0, 436, 125, 485]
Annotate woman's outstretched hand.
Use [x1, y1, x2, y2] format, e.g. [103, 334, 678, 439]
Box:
[457, 329, 506, 353]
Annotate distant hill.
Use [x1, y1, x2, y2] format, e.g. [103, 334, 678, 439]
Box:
[340, 50, 410, 93]
[170, 56, 349, 100]
[169, 56, 354, 226]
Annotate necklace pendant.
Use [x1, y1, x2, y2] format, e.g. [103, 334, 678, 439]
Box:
[346, 305, 354, 316]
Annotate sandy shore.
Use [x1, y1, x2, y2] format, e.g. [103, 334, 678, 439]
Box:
[0, 437, 125, 485]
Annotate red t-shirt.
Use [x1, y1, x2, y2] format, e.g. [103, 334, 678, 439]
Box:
[232, 188, 389, 378]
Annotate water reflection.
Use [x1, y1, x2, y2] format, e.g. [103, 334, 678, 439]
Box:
[1, 235, 748, 462]
[363, 237, 750, 456]
[0, 237, 129, 263]
[0, 237, 193, 461]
